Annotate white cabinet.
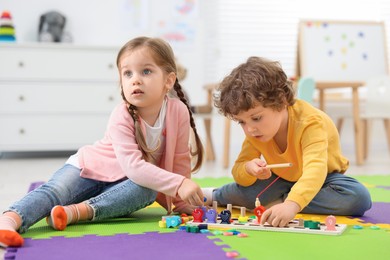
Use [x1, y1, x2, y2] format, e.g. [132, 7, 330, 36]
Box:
[0, 43, 120, 152]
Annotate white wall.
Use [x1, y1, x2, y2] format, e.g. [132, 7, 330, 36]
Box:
[0, 0, 209, 105]
[2, 0, 390, 106]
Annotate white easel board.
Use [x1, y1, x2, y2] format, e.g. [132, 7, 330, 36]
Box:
[298, 20, 388, 83]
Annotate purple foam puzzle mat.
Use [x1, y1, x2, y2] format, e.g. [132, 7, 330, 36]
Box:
[5, 232, 243, 260]
[9, 177, 389, 259]
[356, 202, 390, 224]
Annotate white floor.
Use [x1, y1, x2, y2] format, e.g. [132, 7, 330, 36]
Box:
[1, 112, 389, 256]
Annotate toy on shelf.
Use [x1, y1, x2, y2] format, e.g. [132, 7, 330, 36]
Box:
[0, 10, 16, 42]
[38, 11, 72, 42]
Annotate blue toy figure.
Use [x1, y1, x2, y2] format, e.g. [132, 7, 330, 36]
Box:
[219, 210, 231, 224]
[165, 216, 182, 228]
[205, 209, 217, 223]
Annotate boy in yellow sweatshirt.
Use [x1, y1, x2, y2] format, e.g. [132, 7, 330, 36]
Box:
[205, 56, 371, 227]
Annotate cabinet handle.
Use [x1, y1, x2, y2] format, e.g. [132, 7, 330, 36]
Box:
[18, 95, 25, 101]
[108, 96, 114, 101]
[19, 128, 25, 135]
[108, 63, 114, 69]
[18, 61, 24, 68]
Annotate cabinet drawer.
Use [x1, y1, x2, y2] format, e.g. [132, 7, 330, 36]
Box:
[0, 115, 110, 151]
[0, 44, 118, 81]
[0, 83, 120, 114]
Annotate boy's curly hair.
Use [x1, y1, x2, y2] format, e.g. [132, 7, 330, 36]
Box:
[214, 56, 296, 119]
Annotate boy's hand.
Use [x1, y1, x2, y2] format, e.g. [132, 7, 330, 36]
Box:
[260, 200, 301, 227]
[177, 179, 204, 207]
[245, 159, 272, 180]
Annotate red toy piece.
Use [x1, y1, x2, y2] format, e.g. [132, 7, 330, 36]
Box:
[254, 205, 266, 223]
[192, 208, 204, 223]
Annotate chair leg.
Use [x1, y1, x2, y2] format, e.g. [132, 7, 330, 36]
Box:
[362, 119, 369, 160]
[383, 119, 390, 155]
[223, 118, 231, 168]
[336, 118, 344, 134]
[203, 117, 215, 161]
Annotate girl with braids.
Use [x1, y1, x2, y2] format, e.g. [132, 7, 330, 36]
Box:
[203, 56, 371, 227]
[0, 36, 205, 248]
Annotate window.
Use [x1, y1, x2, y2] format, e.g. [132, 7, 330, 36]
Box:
[206, 0, 390, 83]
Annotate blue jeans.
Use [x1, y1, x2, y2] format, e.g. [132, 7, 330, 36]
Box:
[213, 173, 372, 216]
[7, 164, 157, 233]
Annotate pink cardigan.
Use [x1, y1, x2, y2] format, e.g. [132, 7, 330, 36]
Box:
[78, 97, 192, 214]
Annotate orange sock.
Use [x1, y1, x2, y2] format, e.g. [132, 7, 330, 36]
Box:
[0, 230, 24, 247]
[46, 206, 68, 231]
[46, 203, 93, 231]
[0, 214, 24, 247]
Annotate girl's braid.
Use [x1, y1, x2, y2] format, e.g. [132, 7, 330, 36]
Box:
[173, 79, 204, 172]
[121, 89, 154, 163]
[173, 80, 196, 129]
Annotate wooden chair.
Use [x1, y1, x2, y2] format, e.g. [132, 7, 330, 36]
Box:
[203, 83, 231, 168]
[196, 83, 230, 166]
[192, 83, 218, 161]
[334, 75, 390, 159]
[360, 75, 390, 159]
[176, 62, 216, 161]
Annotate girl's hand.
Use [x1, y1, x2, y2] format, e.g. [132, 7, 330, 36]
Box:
[177, 179, 204, 207]
[260, 200, 301, 227]
[245, 159, 272, 180]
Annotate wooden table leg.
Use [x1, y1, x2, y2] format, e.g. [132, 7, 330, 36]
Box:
[203, 117, 215, 161]
[352, 86, 364, 165]
[384, 119, 390, 154]
[318, 89, 325, 111]
[223, 117, 231, 168]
